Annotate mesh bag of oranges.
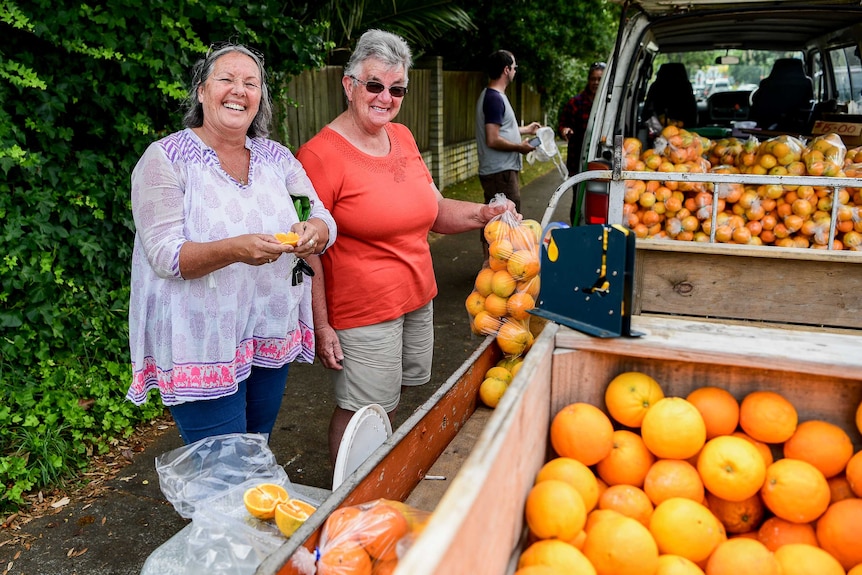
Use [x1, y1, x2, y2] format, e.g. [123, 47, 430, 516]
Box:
[466, 194, 540, 359]
[289, 498, 430, 574]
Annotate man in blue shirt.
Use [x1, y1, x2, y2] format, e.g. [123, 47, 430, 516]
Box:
[475, 50, 540, 255]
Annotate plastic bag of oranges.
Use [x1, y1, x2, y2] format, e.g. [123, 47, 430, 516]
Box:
[802, 132, 846, 176]
[288, 498, 429, 574]
[467, 194, 540, 357]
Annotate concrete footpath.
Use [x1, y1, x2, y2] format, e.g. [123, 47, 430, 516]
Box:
[0, 169, 573, 575]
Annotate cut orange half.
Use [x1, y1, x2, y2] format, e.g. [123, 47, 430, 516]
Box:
[275, 498, 317, 537]
[274, 232, 299, 245]
[243, 483, 289, 520]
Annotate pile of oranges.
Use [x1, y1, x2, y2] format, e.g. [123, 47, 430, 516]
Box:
[623, 128, 862, 250]
[314, 499, 427, 575]
[515, 371, 862, 575]
[466, 217, 543, 359]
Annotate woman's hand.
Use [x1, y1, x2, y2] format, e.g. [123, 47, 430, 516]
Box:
[314, 324, 344, 370]
[479, 198, 521, 226]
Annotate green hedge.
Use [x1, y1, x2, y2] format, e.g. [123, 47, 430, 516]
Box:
[0, 0, 330, 511]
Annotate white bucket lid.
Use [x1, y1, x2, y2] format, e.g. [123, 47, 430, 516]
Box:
[331, 403, 392, 491]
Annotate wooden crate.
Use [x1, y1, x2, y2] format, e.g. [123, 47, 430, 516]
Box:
[396, 316, 862, 575]
[633, 239, 862, 331]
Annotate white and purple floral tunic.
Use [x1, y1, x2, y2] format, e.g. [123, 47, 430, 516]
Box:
[127, 128, 336, 406]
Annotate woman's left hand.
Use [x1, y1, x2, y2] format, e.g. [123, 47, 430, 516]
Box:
[289, 220, 324, 258]
[480, 198, 521, 225]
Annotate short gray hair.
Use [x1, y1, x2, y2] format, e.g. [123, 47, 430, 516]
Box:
[182, 43, 272, 138]
[343, 29, 413, 83]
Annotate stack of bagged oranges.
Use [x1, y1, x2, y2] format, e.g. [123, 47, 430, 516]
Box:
[515, 371, 862, 575]
[622, 130, 862, 250]
[466, 215, 542, 361]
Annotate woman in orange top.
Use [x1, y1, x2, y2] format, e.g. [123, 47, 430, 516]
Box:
[298, 29, 517, 464]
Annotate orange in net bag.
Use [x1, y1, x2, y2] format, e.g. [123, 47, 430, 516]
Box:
[288, 499, 430, 575]
[466, 194, 540, 342]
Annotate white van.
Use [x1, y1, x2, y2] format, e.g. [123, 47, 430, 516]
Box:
[577, 0, 862, 225]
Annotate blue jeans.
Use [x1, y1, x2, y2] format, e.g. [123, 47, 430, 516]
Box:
[169, 364, 290, 445]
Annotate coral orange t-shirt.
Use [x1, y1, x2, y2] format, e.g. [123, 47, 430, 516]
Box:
[297, 123, 439, 330]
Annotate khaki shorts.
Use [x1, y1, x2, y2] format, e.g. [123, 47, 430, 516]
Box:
[332, 302, 434, 412]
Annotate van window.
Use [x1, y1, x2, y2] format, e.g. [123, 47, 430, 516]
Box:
[828, 45, 862, 107]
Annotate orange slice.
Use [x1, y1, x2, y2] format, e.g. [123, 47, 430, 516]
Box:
[243, 483, 289, 520]
[274, 232, 299, 245]
[275, 498, 317, 537]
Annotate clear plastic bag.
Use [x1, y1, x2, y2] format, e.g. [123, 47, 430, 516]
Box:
[467, 194, 539, 359]
[155, 432, 290, 519]
[289, 499, 430, 575]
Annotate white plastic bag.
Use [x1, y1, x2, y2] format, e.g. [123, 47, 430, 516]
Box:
[526, 126, 568, 180]
[155, 432, 290, 519]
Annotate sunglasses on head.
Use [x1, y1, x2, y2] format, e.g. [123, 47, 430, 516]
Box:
[590, 62, 607, 71]
[349, 76, 408, 98]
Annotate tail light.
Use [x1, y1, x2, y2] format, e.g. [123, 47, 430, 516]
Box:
[583, 160, 611, 224]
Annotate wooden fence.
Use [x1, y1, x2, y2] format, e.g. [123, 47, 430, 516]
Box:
[273, 62, 544, 188]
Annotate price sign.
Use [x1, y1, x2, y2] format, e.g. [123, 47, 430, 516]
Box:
[812, 120, 862, 136]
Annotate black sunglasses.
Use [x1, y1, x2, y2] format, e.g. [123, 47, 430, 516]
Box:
[207, 41, 265, 66]
[349, 76, 408, 98]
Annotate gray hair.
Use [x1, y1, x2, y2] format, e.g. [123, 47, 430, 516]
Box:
[182, 43, 272, 138]
[343, 29, 413, 83]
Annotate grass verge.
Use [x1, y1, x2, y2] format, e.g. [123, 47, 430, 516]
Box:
[441, 148, 567, 202]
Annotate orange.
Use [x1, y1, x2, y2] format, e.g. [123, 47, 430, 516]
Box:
[705, 492, 764, 534]
[506, 291, 536, 321]
[757, 516, 818, 551]
[705, 538, 780, 575]
[598, 484, 654, 526]
[274, 498, 316, 537]
[582, 515, 659, 575]
[596, 429, 655, 487]
[730, 431, 774, 467]
[697, 435, 766, 502]
[317, 540, 373, 575]
[857, 399, 862, 436]
[827, 473, 855, 503]
[685, 387, 739, 439]
[782, 419, 854, 478]
[643, 459, 704, 505]
[243, 482, 289, 520]
[846, 450, 862, 497]
[479, 376, 509, 408]
[322, 505, 363, 546]
[850, 566, 862, 575]
[738, 390, 798, 444]
[761, 458, 830, 523]
[491, 269, 517, 298]
[518, 539, 596, 574]
[507, 249, 540, 281]
[641, 397, 707, 460]
[816, 499, 862, 570]
[474, 267, 496, 297]
[464, 291, 486, 317]
[603, 371, 665, 428]
[655, 554, 706, 575]
[549, 403, 614, 466]
[649, 497, 726, 563]
[535, 457, 600, 511]
[488, 238, 514, 261]
[774, 543, 846, 575]
[482, 292, 509, 317]
[496, 320, 532, 357]
[488, 254, 508, 271]
[484, 219, 514, 244]
[274, 231, 299, 245]
[525, 479, 587, 541]
[484, 366, 513, 384]
[471, 310, 502, 335]
[585, 508, 625, 532]
[354, 501, 410, 561]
